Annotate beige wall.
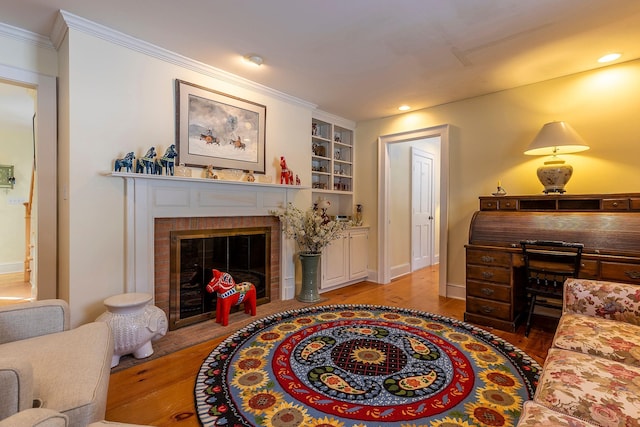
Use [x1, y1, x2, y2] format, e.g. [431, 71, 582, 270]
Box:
[357, 59, 640, 293]
[58, 29, 315, 325]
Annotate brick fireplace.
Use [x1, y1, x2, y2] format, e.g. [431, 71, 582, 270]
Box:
[154, 215, 280, 328]
[114, 173, 300, 311]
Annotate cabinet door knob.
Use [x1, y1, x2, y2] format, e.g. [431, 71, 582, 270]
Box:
[481, 256, 495, 263]
[481, 288, 494, 296]
[481, 271, 494, 279]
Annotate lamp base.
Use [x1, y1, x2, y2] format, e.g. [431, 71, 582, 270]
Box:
[537, 160, 572, 194]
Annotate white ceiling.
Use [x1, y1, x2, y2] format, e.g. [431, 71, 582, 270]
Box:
[1, 0, 639, 122]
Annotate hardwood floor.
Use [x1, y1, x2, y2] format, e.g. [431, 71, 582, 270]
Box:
[0, 272, 32, 306]
[105, 265, 555, 426]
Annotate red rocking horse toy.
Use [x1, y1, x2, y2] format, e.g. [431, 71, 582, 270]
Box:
[280, 156, 294, 185]
[205, 269, 257, 326]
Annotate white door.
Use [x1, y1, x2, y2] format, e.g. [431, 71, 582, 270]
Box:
[411, 148, 434, 271]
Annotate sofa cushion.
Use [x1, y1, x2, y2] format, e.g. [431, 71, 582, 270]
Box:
[516, 401, 599, 426]
[535, 348, 640, 427]
[0, 322, 113, 426]
[564, 279, 640, 325]
[554, 313, 640, 367]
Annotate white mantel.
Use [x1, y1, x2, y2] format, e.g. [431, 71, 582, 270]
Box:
[111, 172, 304, 300]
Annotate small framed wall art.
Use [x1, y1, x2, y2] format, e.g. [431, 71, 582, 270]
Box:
[175, 79, 266, 172]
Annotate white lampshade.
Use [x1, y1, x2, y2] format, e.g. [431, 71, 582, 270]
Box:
[524, 121, 589, 194]
[524, 121, 590, 156]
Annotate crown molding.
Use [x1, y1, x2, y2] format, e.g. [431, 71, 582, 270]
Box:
[54, 10, 316, 110]
[0, 22, 55, 50]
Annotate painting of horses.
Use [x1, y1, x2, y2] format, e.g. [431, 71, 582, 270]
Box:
[175, 79, 266, 173]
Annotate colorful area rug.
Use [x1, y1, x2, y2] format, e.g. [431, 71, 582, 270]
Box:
[195, 305, 541, 426]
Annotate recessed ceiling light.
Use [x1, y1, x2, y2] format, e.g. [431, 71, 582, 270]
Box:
[243, 54, 264, 66]
[398, 105, 411, 111]
[598, 53, 621, 63]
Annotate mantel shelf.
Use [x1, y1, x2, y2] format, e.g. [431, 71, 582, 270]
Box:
[107, 171, 310, 190]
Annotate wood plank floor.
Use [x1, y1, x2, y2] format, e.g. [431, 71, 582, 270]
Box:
[0, 272, 32, 306]
[106, 265, 555, 426]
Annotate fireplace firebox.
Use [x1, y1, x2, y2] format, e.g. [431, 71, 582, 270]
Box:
[169, 227, 271, 330]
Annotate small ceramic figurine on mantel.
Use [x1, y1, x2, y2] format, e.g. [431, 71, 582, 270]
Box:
[492, 180, 507, 196]
[205, 164, 218, 179]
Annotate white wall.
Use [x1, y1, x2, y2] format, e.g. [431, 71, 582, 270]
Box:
[59, 27, 315, 325]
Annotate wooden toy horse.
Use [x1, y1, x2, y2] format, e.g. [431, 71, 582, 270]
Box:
[156, 144, 178, 176]
[205, 269, 257, 326]
[280, 156, 294, 184]
[114, 152, 135, 172]
[137, 146, 157, 174]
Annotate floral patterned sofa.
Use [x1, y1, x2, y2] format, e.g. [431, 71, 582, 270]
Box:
[516, 278, 640, 427]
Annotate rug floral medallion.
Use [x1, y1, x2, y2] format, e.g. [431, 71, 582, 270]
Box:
[195, 305, 541, 427]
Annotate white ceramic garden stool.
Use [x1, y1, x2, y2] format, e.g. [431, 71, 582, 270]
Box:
[96, 292, 168, 368]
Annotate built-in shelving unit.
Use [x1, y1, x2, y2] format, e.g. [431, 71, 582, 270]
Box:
[311, 114, 356, 218]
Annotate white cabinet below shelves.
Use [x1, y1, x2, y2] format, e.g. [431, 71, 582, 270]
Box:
[321, 227, 369, 290]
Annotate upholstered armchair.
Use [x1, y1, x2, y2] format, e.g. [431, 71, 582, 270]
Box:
[0, 299, 114, 426]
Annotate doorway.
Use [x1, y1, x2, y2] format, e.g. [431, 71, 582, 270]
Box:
[0, 82, 35, 303]
[0, 64, 57, 301]
[378, 125, 450, 296]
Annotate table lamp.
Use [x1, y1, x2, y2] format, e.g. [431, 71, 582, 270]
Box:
[524, 121, 589, 194]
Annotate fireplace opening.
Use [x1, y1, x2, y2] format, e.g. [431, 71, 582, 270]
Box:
[169, 227, 271, 330]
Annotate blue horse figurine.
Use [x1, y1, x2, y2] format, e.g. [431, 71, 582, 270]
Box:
[136, 146, 156, 174]
[156, 144, 178, 176]
[114, 152, 135, 172]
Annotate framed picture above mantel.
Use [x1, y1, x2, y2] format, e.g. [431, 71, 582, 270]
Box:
[175, 79, 266, 173]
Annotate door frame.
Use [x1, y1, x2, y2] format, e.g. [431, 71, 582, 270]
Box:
[410, 147, 435, 272]
[377, 125, 449, 296]
[0, 64, 57, 299]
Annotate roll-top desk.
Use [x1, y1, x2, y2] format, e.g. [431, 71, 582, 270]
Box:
[465, 193, 640, 332]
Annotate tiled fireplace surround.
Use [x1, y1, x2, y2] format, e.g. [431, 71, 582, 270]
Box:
[117, 174, 299, 319]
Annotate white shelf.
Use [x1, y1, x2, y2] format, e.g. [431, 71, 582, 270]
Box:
[108, 172, 310, 190]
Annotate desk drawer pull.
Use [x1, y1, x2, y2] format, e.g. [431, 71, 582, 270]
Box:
[481, 271, 494, 279]
[481, 256, 495, 263]
[480, 305, 495, 314]
[625, 270, 640, 280]
[481, 287, 495, 296]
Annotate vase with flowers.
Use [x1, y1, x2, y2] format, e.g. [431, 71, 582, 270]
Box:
[271, 201, 347, 302]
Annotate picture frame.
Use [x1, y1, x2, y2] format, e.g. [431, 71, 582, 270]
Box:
[175, 79, 266, 172]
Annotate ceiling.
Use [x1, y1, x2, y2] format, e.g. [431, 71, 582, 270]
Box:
[1, 0, 639, 122]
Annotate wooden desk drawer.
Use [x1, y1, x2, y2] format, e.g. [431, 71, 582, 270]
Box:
[466, 296, 511, 321]
[600, 262, 640, 284]
[480, 199, 499, 210]
[578, 259, 599, 279]
[467, 280, 511, 303]
[467, 265, 511, 284]
[467, 249, 511, 267]
[499, 199, 518, 210]
[603, 199, 630, 210]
